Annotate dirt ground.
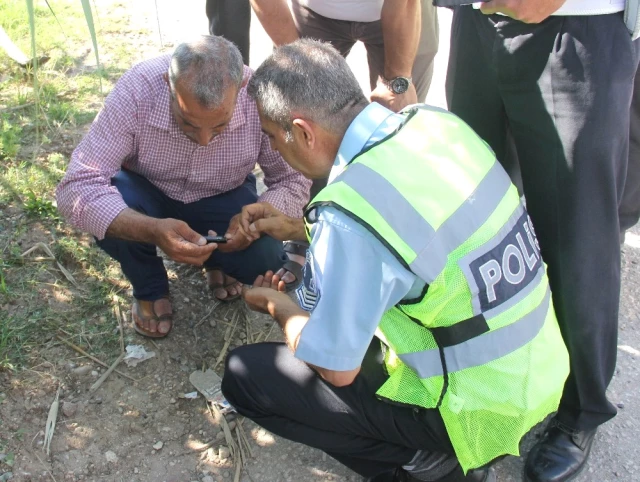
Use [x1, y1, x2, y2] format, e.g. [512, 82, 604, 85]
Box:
[1, 3, 639, 482]
[0, 275, 357, 482]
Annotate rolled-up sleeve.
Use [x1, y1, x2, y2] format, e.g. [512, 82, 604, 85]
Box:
[55, 73, 139, 239]
[256, 132, 311, 218]
[294, 208, 418, 371]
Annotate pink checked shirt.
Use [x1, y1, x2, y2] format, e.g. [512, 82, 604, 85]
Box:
[56, 55, 311, 240]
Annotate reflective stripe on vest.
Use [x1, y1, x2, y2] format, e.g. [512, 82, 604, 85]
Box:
[398, 288, 551, 379]
[337, 160, 512, 283]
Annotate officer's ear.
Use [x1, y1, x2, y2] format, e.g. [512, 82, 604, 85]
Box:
[292, 117, 315, 149]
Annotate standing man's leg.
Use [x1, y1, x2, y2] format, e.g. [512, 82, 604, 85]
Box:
[449, 8, 639, 481]
[445, 7, 507, 161]
[290, 4, 357, 57]
[500, 13, 637, 432]
[620, 63, 640, 237]
[205, 0, 251, 64]
[222, 341, 458, 480]
[411, 0, 438, 101]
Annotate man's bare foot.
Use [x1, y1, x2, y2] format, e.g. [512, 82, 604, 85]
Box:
[206, 268, 243, 301]
[132, 297, 173, 338]
[279, 252, 305, 284]
[275, 241, 308, 288]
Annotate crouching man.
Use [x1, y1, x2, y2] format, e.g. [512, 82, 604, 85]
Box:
[222, 39, 569, 482]
[56, 36, 310, 338]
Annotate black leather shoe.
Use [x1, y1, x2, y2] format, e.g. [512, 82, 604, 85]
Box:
[524, 420, 597, 482]
[364, 467, 409, 482]
[364, 466, 495, 482]
[433, 466, 496, 482]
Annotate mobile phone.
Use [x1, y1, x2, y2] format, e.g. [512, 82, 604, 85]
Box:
[205, 235, 228, 244]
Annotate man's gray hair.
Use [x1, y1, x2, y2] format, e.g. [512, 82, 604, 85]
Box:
[168, 35, 243, 108]
[247, 39, 367, 137]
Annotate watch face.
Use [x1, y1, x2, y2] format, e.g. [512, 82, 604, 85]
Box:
[391, 77, 410, 95]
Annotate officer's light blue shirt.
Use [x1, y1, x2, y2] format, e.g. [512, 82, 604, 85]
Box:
[294, 103, 427, 371]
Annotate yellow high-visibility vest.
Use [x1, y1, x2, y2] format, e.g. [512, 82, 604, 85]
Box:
[305, 105, 570, 472]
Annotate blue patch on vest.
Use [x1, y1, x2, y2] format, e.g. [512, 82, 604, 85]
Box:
[468, 211, 542, 313]
[295, 250, 320, 311]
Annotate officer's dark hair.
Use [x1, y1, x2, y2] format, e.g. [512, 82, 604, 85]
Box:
[247, 38, 367, 140]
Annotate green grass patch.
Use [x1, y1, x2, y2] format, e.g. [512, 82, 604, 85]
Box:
[0, 114, 22, 160]
[0, 233, 126, 371]
[0, 0, 152, 373]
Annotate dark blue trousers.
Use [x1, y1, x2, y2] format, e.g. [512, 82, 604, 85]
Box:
[97, 170, 286, 301]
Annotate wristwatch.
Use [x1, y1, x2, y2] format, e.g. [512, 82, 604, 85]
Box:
[380, 76, 412, 95]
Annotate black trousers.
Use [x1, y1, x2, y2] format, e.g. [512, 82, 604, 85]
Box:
[205, 0, 251, 65]
[446, 8, 640, 431]
[621, 64, 640, 233]
[221, 341, 454, 478]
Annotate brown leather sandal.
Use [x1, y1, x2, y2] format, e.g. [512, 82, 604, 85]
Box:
[131, 297, 173, 338]
[205, 268, 242, 302]
[281, 241, 308, 292]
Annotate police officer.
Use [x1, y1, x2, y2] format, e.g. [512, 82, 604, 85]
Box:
[221, 40, 569, 482]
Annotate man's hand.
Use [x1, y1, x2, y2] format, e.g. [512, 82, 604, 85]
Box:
[219, 213, 253, 253]
[106, 208, 216, 265]
[242, 271, 288, 314]
[234, 202, 306, 243]
[244, 271, 360, 387]
[152, 218, 217, 265]
[480, 0, 566, 23]
[370, 82, 418, 113]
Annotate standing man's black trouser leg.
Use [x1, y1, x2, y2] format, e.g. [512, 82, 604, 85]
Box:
[222, 341, 454, 478]
[447, 8, 639, 432]
[621, 63, 640, 233]
[205, 0, 251, 65]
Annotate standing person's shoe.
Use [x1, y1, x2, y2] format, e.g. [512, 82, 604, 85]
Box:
[524, 419, 597, 482]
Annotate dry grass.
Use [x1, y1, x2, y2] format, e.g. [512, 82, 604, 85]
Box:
[0, 0, 156, 372]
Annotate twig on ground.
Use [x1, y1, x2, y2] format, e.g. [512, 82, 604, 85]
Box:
[264, 322, 276, 342]
[208, 402, 238, 457]
[43, 388, 60, 455]
[31, 430, 43, 447]
[0, 102, 35, 114]
[30, 448, 58, 482]
[21, 242, 80, 289]
[89, 352, 125, 393]
[234, 455, 242, 482]
[112, 295, 125, 354]
[214, 311, 239, 369]
[237, 418, 254, 458]
[192, 300, 220, 343]
[23, 255, 55, 261]
[235, 424, 248, 464]
[243, 307, 253, 345]
[81, 326, 93, 351]
[208, 401, 243, 481]
[56, 335, 136, 381]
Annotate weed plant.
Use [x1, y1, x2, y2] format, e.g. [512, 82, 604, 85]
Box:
[0, 0, 149, 371]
